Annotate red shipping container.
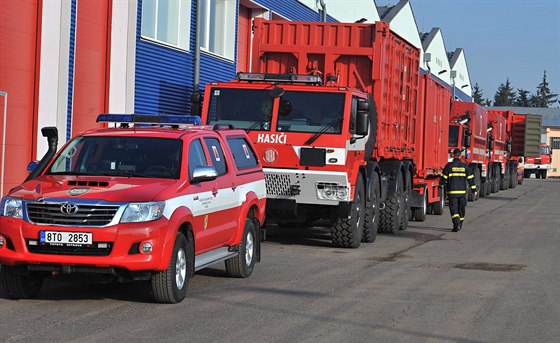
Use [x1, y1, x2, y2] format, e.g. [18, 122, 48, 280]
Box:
[251, 18, 420, 161]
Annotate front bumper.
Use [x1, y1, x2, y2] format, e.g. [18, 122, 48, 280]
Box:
[263, 168, 350, 206]
[524, 164, 552, 170]
[0, 216, 169, 271]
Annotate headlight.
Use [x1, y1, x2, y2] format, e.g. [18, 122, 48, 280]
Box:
[1, 197, 23, 219]
[121, 202, 165, 223]
[316, 183, 349, 201]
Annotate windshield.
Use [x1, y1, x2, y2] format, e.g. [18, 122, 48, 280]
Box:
[540, 145, 549, 155]
[275, 91, 344, 134]
[448, 125, 459, 147]
[46, 136, 182, 179]
[206, 88, 346, 134]
[206, 88, 273, 131]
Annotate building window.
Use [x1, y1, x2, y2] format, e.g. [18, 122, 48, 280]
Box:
[551, 137, 560, 150]
[200, 0, 236, 60]
[141, 0, 191, 51]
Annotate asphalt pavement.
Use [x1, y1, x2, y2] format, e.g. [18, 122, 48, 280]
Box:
[1, 178, 559, 343]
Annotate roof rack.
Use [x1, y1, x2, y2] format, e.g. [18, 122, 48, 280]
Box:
[96, 114, 202, 126]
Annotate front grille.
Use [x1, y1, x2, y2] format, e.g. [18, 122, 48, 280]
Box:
[26, 203, 119, 226]
[26, 240, 113, 256]
[265, 173, 292, 196]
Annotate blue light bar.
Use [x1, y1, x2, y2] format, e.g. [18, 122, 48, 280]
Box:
[96, 114, 202, 125]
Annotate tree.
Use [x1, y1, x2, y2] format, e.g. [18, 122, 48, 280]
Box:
[472, 83, 484, 105]
[484, 98, 492, 107]
[493, 78, 516, 106]
[532, 70, 558, 108]
[515, 88, 532, 107]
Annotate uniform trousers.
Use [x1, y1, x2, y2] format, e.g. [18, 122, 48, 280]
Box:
[448, 195, 467, 229]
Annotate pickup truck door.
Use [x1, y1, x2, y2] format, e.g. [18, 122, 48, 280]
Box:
[200, 136, 240, 248]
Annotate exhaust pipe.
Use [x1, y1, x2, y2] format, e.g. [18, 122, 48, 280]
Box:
[25, 127, 58, 181]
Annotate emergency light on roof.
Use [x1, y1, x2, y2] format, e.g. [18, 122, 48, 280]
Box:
[237, 72, 323, 85]
[96, 114, 202, 125]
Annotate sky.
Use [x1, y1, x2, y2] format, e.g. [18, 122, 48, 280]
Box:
[407, 0, 560, 104]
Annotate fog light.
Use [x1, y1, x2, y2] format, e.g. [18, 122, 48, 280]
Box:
[140, 242, 153, 254]
[0, 235, 4, 248]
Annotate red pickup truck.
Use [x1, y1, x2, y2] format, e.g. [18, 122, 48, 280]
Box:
[0, 114, 266, 303]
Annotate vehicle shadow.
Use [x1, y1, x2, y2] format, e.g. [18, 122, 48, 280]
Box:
[0, 276, 155, 303]
[264, 222, 334, 248]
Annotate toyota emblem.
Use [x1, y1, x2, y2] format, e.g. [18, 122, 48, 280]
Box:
[263, 148, 278, 164]
[60, 202, 79, 215]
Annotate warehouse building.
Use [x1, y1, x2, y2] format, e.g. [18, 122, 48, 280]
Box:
[0, 0, 472, 195]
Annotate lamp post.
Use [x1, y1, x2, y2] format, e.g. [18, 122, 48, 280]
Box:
[450, 70, 457, 100]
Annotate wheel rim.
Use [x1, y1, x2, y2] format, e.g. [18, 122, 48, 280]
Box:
[175, 248, 187, 290]
[356, 191, 362, 228]
[245, 231, 254, 266]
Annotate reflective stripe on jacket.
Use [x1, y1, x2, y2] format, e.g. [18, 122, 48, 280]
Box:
[440, 158, 476, 196]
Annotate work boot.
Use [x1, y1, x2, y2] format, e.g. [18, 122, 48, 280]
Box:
[452, 227, 459, 232]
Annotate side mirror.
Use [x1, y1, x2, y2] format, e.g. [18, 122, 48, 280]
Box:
[190, 91, 203, 116]
[488, 135, 495, 150]
[190, 166, 217, 183]
[355, 112, 369, 136]
[27, 161, 40, 174]
[357, 100, 370, 113]
[463, 129, 472, 148]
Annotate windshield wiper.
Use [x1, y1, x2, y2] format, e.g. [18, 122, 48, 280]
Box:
[304, 118, 342, 145]
[246, 116, 271, 133]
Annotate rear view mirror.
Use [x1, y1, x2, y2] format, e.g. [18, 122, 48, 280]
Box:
[355, 112, 369, 136]
[463, 128, 472, 148]
[357, 100, 370, 113]
[190, 91, 203, 116]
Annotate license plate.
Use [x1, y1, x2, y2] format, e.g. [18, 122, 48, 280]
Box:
[40, 231, 93, 245]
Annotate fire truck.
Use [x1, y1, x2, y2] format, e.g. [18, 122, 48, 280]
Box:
[448, 101, 491, 199]
[487, 110, 511, 191]
[0, 114, 266, 303]
[524, 144, 552, 179]
[200, 19, 420, 248]
[410, 73, 452, 221]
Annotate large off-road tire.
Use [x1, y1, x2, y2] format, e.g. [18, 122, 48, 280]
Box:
[379, 172, 404, 234]
[412, 189, 427, 222]
[226, 218, 257, 278]
[491, 165, 500, 193]
[432, 187, 445, 215]
[151, 232, 192, 303]
[523, 170, 531, 179]
[541, 170, 547, 179]
[509, 164, 517, 188]
[0, 266, 43, 299]
[362, 171, 380, 243]
[332, 175, 364, 248]
[468, 167, 480, 202]
[500, 166, 508, 190]
[399, 170, 411, 231]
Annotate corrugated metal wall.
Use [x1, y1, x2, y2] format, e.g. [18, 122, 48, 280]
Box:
[0, 0, 40, 195]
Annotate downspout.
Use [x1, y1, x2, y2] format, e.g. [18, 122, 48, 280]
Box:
[318, 0, 327, 22]
[193, 0, 201, 92]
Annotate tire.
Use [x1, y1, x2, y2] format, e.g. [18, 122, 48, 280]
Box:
[500, 166, 508, 190]
[399, 170, 411, 231]
[432, 187, 445, 215]
[226, 218, 257, 278]
[491, 165, 500, 193]
[509, 164, 517, 188]
[362, 171, 380, 243]
[151, 232, 191, 303]
[0, 266, 43, 299]
[412, 189, 427, 222]
[523, 170, 531, 179]
[332, 175, 364, 248]
[541, 170, 547, 179]
[379, 172, 404, 233]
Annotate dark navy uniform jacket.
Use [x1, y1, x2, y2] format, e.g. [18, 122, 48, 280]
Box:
[440, 158, 477, 197]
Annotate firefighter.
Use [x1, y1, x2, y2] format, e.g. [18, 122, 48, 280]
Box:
[440, 148, 477, 232]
